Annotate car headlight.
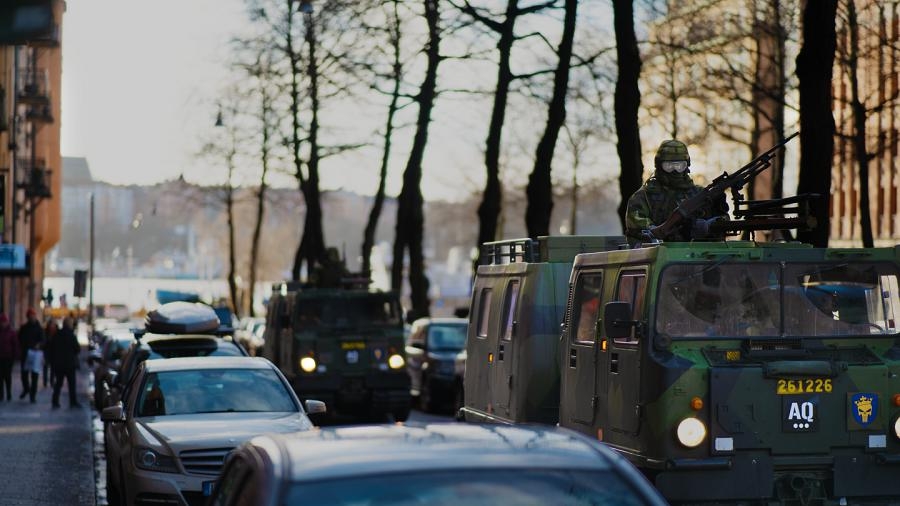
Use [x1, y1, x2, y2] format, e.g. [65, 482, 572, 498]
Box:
[894, 416, 900, 439]
[676, 417, 707, 448]
[388, 354, 405, 369]
[300, 356, 317, 373]
[134, 447, 179, 473]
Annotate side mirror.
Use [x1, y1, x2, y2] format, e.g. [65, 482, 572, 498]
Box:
[101, 403, 126, 423]
[604, 301, 636, 339]
[107, 370, 118, 385]
[305, 399, 327, 415]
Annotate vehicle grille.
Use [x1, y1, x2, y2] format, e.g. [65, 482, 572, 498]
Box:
[179, 447, 233, 475]
[134, 492, 180, 505]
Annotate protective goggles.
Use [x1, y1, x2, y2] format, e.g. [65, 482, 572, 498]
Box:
[660, 160, 688, 173]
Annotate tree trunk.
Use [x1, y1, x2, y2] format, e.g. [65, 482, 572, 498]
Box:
[795, 0, 838, 247]
[286, 0, 307, 281]
[248, 82, 272, 316]
[293, 9, 327, 279]
[525, 0, 577, 238]
[475, 0, 518, 261]
[392, 0, 440, 321]
[226, 151, 239, 319]
[613, 0, 643, 231]
[847, 0, 873, 247]
[362, 0, 402, 276]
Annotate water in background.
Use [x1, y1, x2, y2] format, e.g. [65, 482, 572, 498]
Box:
[42, 277, 266, 314]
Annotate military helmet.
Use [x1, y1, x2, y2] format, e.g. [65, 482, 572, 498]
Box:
[654, 139, 691, 169]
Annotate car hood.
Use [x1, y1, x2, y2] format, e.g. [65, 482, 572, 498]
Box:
[138, 412, 313, 451]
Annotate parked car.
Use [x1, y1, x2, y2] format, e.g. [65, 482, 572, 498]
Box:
[89, 329, 136, 411]
[102, 356, 325, 506]
[98, 302, 249, 412]
[208, 423, 667, 506]
[234, 316, 265, 355]
[405, 317, 468, 413]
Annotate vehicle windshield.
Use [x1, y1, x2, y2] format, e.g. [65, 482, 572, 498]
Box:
[294, 296, 402, 328]
[656, 261, 900, 338]
[287, 469, 648, 505]
[135, 368, 297, 416]
[427, 324, 467, 351]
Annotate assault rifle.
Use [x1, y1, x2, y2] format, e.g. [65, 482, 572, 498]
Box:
[645, 131, 815, 241]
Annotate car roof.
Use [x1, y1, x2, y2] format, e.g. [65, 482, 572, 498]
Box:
[266, 424, 619, 482]
[142, 356, 273, 372]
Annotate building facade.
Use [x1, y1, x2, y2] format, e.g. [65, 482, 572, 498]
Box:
[0, 1, 64, 322]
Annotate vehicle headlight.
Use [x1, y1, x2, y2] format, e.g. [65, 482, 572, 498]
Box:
[676, 417, 707, 448]
[894, 416, 900, 439]
[300, 356, 317, 373]
[388, 354, 405, 369]
[134, 447, 179, 473]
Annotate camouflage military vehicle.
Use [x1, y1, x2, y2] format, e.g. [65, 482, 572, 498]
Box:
[261, 277, 411, 421]
[460, 235, 625, 425]
[558, 239, 900, 504]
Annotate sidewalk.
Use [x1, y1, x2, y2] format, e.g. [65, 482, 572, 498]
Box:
[0, 354, 95, 505]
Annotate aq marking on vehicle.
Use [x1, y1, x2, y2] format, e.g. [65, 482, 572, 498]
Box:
[782, 395, 819, 432]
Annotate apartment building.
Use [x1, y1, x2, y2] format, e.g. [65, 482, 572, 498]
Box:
[0, 1, 64, 321]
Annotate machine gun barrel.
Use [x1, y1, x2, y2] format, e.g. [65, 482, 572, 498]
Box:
[647, 132, 799, 240]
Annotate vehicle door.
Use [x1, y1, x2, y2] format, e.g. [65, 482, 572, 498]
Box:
[464, 284, 496, 416]
[105, 365, 143, 484]
[491, 278, 521, 417]
[563, 270, 604, 427]
[405, 321, 427, 395]
[606, 268, 647, 435]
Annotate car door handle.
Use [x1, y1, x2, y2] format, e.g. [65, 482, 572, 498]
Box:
[610, 352, 619, 373]
[569, 348, 577, 368]
[498, 343, 505, 361]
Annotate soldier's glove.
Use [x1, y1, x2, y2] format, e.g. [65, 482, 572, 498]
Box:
[691, 217, 720, 239]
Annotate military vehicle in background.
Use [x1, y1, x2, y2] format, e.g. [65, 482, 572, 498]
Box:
[261, 257, 411, 422]
[462, 135, 900, 504]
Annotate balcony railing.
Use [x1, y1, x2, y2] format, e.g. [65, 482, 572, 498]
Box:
[15, 160, 52, 200]
[16, 68, 49, 105]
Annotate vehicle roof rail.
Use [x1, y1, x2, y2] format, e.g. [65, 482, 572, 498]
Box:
[481, 238, 538, 265]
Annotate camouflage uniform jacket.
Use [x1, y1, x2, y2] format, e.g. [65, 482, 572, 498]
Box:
[625, 172, 725, 242]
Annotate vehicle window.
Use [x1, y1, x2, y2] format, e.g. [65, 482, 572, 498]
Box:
[615, 271, 646, 344]
[476, 288, 492, 339]
[288, 469, 648, 505]
[427, 324, 468, 351]
[294, 296, 402, 327]
[211, 457, 250, 506]
[572, 273, 603, 344]
[501, 280, 520, 341]
[135, 368, 298, 416]
[656, 261, 900, 338]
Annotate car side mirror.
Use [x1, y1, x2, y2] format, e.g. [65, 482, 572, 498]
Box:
[305, 399, 327, 415]
[604, 301, 636, 339]
[101, 403, 126, 423]
[107, 370, 118, 384]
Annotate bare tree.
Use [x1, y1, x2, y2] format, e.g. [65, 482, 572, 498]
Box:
[614, 0, 643, 230]
[525, 0, 577, 237]
[392, 0, 442, 321]
[795, 0, 838, 247]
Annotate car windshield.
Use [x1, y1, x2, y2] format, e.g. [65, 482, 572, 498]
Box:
[427, 324, 467, 351]
[287, 469, 648, 505]
[656, 261, 900, 338]
[135, 368, 297, 416]
[294, 296, 402, 328]
[147, 339, 244, 359]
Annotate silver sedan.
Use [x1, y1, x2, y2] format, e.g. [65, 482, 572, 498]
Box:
[102, 356, 324, 506]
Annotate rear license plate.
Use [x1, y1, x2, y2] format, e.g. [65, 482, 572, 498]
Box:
[202, 480, 215, 496]
[341, 341, 365, 350]
[776, 378, 832, 395]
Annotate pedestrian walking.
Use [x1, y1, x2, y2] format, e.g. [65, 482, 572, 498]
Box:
[23, 341, 44, 403]
[17, 308, 44, 399]
[49, 317, 81, 408]
[0, 313, 18, 401]
[43, 318, 58, 388]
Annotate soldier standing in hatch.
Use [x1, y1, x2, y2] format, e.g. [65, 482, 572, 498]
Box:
[625, 140, 728, 243]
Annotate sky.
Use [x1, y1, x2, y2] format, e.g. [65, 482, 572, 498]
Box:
[60, 0, 248, 187]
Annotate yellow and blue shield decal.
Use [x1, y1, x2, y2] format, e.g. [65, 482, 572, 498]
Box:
[848, 393, 878, 429]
